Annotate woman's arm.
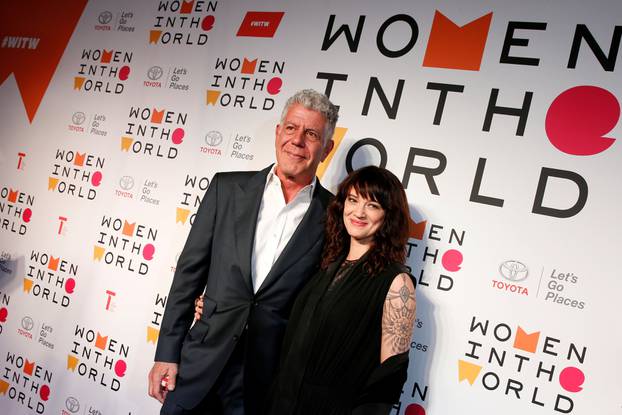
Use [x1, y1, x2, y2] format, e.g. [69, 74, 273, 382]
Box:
[352, 273, 416, 414]
[380, 272, 416, 363]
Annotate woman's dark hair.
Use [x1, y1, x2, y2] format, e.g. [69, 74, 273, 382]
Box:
[321, 165, 410, 274]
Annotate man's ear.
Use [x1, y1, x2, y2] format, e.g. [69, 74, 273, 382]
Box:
[321, 139, 335, 161]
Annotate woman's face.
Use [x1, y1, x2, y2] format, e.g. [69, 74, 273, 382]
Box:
[342, 188, 385, 245]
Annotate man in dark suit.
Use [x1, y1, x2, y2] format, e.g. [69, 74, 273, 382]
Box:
[148, 89, 338, 415]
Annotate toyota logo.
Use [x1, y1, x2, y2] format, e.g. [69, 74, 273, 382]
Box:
[65, 396, 80, 413]
[119, 176, 135, 190]
[499, 260, 529, 282]
[21, 316, 34, 331]
[205, 130, 223, 147]
[98, 11, 113, 25]
[147, 66, 164, 81]
[72, 112, 86, 125]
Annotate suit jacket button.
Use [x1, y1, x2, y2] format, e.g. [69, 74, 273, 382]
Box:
[233, 335, 239, 342]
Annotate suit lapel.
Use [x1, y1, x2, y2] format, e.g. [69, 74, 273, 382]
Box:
[234, 166, 271, 294]
[256, 182, 330, 295]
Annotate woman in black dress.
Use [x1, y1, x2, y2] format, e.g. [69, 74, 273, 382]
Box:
[197, 166, 416, 414]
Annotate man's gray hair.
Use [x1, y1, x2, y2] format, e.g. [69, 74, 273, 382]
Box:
[280, 89, 339, 144]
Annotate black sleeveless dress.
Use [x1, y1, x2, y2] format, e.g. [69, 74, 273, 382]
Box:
[265, 258, 412, 415]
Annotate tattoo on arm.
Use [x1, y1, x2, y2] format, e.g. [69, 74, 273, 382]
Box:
[382, 274, 416, 356]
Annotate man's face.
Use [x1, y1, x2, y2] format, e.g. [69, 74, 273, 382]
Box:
[275, 103, 334, 184]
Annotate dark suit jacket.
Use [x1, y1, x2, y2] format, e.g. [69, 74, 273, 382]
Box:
[155, 166, 332, 413]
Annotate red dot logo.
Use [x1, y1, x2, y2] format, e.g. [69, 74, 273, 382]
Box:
[114, 359, 127, 377]
[0, 307, 8, 323]
[22, 208, 32, 223]
[119, 66, 131, 81]
[545, 85, 619, 156]
[202, 15, 215, 31]
[267, 77, 282, 95]
[143, 244, 155, 261]
[172, 128, 185, 145]
[405, 403, 426, 415]
[91, 171, 103, 187]
[559, 366, 585, 393]
[441, 249, 463, 272]
[39, 384, 50, 401]
[65, 278, 76, 294]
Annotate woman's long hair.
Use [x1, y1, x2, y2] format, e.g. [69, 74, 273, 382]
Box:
[321, 166, 410, 274]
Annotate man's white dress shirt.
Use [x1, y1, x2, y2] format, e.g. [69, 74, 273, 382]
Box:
[251, 166, 315, 293]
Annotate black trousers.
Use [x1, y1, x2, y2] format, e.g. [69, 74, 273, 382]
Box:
[161, 339, 246, 415]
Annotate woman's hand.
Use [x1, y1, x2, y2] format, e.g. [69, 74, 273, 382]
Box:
[194, 295, 204, 321]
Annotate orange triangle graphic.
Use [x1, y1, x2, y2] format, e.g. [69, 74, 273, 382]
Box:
[147, 326, 160, 344]
[95, 332, 108, 350]
[48, 256, 60, 271]
[149, 30, 162, 44]
[48, 177, 59, 191]
[93, 245, 105, 261]
[514, 326, 540, 353]
[241, 58, 257, 74]
[458, 359, 482, 385]
[176, 207, 190, 224]
[151, 108, 164, 124]
[122, 220, 135, 236]
[206, 90, 220, 105]
[74, 152, 85, 166]
[101, 49, 112, 63]
[423, 11, 493, 71]
[24, 359, 35, 375]
[180, 0, 194, 14]
[73, 77, 85, 90]
[121, 136, 133, 151]
[409, 217, 427, 240]
[0, 1, 89, 122]
[67, 355, 79, 371]
[317, 126, 347, 180]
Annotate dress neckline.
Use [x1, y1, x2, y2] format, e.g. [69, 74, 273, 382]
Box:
[328, 256, 363, 291]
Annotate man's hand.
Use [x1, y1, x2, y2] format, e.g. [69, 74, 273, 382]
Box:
[194, 295, 204, 321]
[148, 361, 178, 403]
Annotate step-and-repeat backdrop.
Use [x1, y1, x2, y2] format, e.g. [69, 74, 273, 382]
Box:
[1, 0, 620, 414]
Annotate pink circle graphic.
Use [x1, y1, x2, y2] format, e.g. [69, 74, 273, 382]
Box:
[22, 208, 32, 223]
[65, 278, 76, 294]
[39, 384, 50, 401]
[202, 15, 215, 31]
[267, 77, 282, 95]
[0, 307, 8, 323]
[114, 359, 127, 377]
[405, 403, 426, 415]
[545, 85, 619, 156]
[119, 66, 131, 81]
[91, 171, 103, 187]
[441, 249, 463, 272]
[172, 128, 185, 145]
[143, 243, 155, 261]
[559, 366, 585, 393]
